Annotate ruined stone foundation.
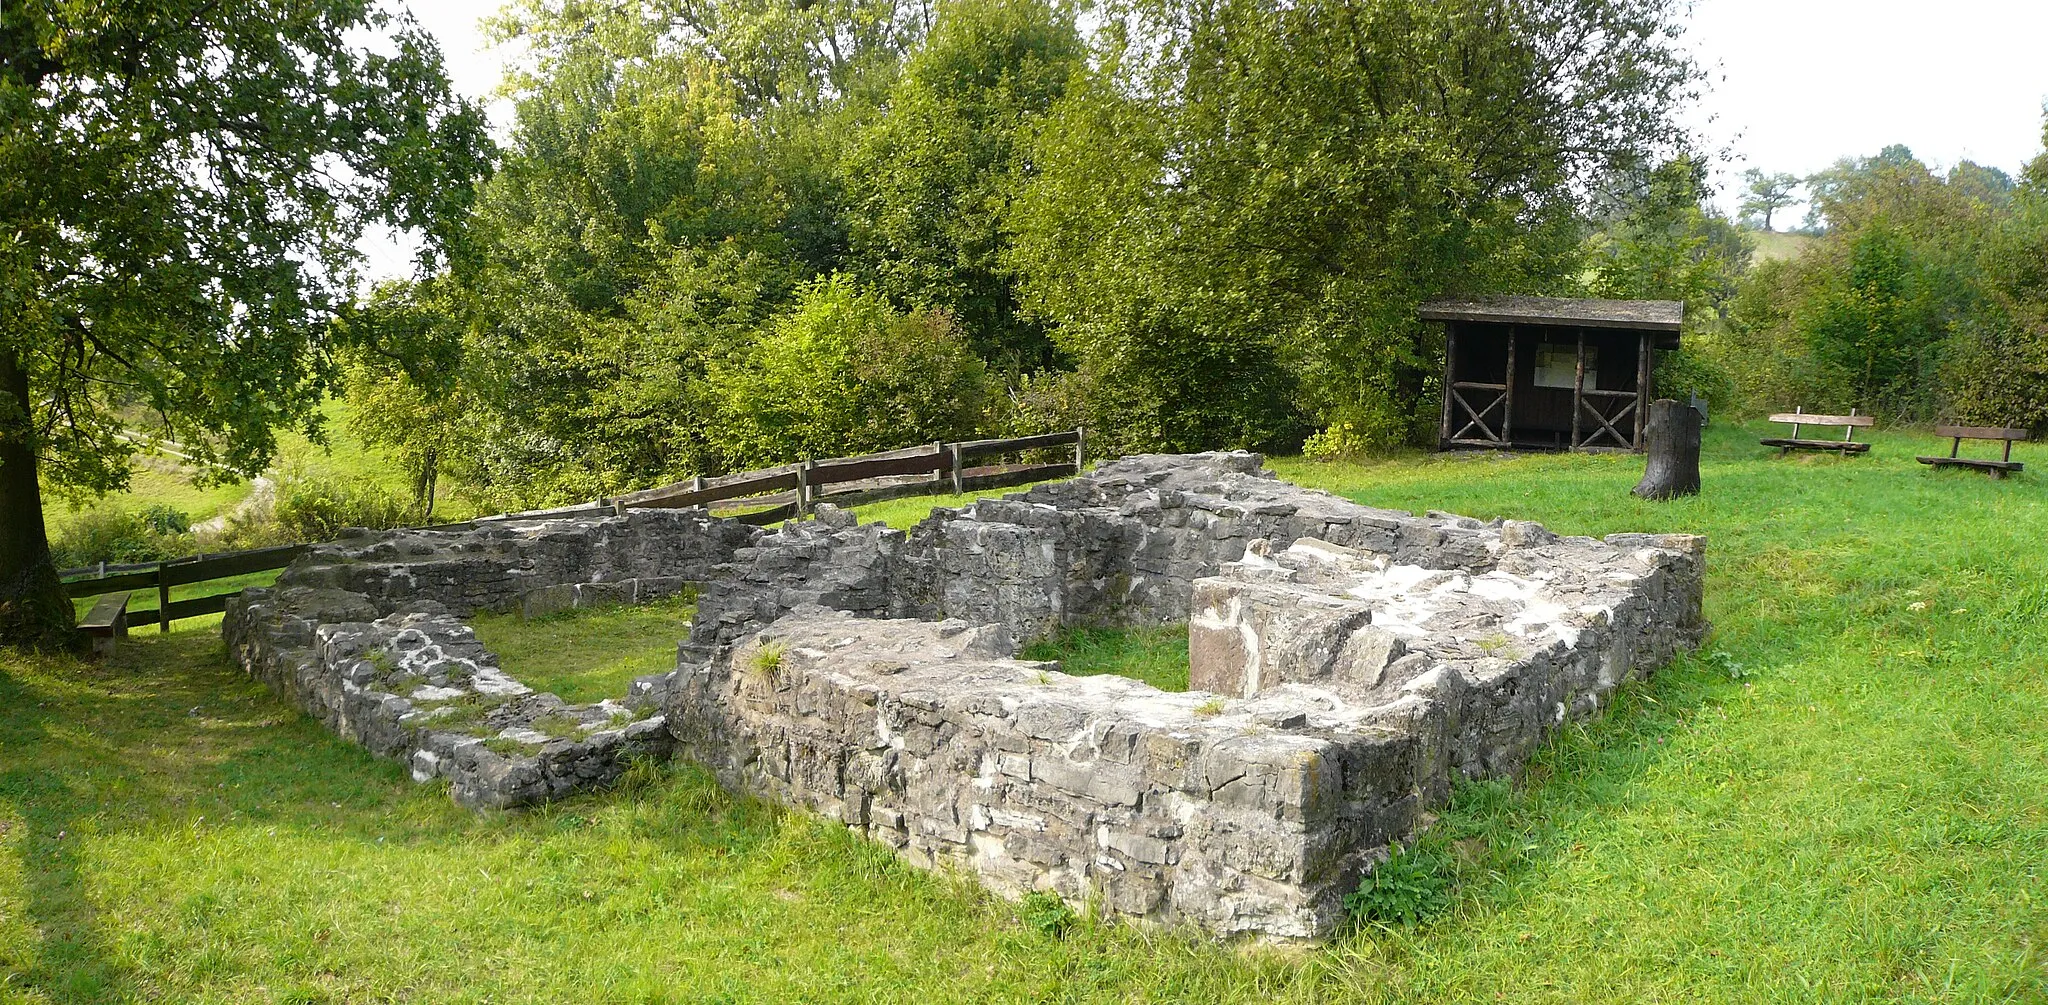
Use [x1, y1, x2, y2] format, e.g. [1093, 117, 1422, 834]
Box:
[663, 453, 1706, 938]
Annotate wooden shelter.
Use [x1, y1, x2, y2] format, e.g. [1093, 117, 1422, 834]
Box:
[1421, 296, 1684, 452]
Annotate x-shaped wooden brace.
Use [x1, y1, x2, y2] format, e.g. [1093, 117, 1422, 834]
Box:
[1451, 387, 1506, 442]
[1578, 396, 1638, 448]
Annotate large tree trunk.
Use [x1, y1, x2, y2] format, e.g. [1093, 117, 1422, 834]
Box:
[0, 348, 75, 650]
[1632, 398, 1702, 501]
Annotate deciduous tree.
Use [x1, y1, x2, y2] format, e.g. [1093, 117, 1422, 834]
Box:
[0, 1, 491, 648]
[1739, 169, 1801, 231]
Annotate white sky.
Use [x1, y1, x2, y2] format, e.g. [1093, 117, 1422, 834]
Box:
[359, 0, 2048, 279]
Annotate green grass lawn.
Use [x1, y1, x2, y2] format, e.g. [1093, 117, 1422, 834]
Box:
[6, 422, 2048, 1002]
[470, 595, 699, 705]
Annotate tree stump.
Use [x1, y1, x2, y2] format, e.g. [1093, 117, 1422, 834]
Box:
[1633, 398, 1701, 500]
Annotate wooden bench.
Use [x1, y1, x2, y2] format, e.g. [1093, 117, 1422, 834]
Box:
[78, 591, 132, 657]
[1917, 425, 2028, 477]
[1760, 408, 1873, 455]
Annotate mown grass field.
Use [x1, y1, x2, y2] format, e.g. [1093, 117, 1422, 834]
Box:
[5, 421, 2047, 1003]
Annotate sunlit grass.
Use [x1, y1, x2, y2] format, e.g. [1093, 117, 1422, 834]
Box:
[1021, 626, 1190, 692]
[470, 595, 699, 704]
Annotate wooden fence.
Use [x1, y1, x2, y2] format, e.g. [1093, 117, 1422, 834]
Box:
[612, 428, 1086, 523]
[60, 428, 1087, 631]
[63, 543, 309, 632]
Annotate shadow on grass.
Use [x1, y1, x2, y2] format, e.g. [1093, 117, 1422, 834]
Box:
[0, 633, 782, 1001]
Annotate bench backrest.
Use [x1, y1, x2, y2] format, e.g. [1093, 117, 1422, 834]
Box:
[1766, 412, 1874, 428]
[1769, 409, 1873, 443]
[1933, 425, 2029, 441]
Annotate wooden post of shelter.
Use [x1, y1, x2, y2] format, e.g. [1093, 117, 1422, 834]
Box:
[1571, 331, 1586, 450]
[1439, 323, 1457, 446]
[1502, 326, 1517, 445]
[1635, 331, 1652, 449]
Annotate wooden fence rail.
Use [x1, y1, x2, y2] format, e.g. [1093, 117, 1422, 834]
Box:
[61, 428, 1086, 634]
[63, 543, 309, 633]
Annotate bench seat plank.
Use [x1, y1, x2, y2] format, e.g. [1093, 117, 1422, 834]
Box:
[78, 591, 131, 657]
[1918, 456, 2024, 475]
[1760, 438, 1871, 453]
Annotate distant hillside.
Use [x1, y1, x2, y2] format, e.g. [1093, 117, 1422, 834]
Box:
[1749, 229, 1816, 263]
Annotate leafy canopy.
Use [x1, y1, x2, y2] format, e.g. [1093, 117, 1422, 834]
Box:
[1, 0, 493, 492]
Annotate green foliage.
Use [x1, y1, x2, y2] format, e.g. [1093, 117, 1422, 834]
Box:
[1, 1, 491, 491]
[1587, 158, 1753, 322]
[0, 0, 490, 646]
[138, 504, 192, 537]
[748, 641, 787, 678]
[270, 472, 411, 543]
[1941, 124, 2048, 429]
[1345, 842, 1453, 926]
[1018, 891, 1078, 937]
[48, 506, 193, 568]
[1738, 169, 1802, 231]
[709, 276, 993, 468]
[1722, 140, 2022, 421]
[1799, 224, 1946, 411]
[843, 0, 1084, 372]
[336, 280, 481, 521]
[1005, 0, 1701, 455]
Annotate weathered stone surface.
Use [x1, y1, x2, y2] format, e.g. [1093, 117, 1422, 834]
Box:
[665, 452, 1707, 940]
[668, 608, 1434, 939]
[291, 509, 756, 618]
[223, 509, 752, 808]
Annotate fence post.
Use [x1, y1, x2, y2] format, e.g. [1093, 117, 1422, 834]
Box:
[157, 561, 171, 633]
[1073, 427, 1087, 473]
[931, 442, 944, 484]
[795, 460, 812, 516]
[949, 444, 964, 494]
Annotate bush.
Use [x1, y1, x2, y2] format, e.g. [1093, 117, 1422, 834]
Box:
[1651, 341, 1738, 416]
[1344, 842, 1452, 926]
[708, 275, 995, 470]
[50, 505, 192, 568]
[271, 473, 411, 542]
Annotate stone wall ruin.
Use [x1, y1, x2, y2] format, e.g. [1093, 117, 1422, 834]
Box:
[223, 452, 1705, 940]
[224, 510, 758, 808]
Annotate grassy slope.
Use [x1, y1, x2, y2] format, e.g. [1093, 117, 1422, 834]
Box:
[5, 423, 2048, 1002]
[1750, 229, 1817, 263]
[45, 398, 443, 538]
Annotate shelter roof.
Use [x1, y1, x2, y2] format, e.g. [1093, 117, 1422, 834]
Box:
[1419, 296, 1684, 336]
